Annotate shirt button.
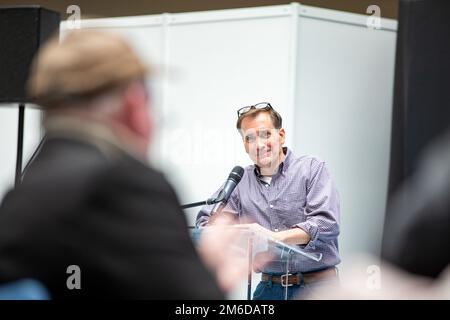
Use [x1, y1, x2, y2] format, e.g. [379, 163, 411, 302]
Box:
[269, 204, 274, 208]
[265, 184, 269, 188]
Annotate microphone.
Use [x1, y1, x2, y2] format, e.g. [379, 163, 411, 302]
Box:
[211, 166, 244, 215]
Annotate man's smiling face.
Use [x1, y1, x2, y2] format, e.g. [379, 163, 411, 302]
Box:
[240, 111, 285, 169]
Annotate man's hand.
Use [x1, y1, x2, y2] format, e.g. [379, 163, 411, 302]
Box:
[233, 223, 311, 245]
[233, 223, 277, 240]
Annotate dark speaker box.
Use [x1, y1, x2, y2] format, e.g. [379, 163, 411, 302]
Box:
[0, 6, 60, 103]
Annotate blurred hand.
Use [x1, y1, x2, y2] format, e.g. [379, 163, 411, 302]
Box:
[196, 215, 249, 293]
[233, 223, 277, 240]
[197, 216, 272, 293]
[207, 211, 237, 225]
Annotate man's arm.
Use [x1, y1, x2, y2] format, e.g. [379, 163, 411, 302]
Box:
[274, 227, 311, 244]
[236, 223, 310, 245]
[294, 158, 340, 249]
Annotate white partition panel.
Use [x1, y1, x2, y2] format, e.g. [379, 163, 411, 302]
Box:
[22, 107, 44, 170]
[0, 105, 43, 200]
[0, 106, 18, 200]
[294, 7, 397, 262]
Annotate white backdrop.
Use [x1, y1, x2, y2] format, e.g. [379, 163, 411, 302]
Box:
[292, 6, 397, 271]
[0, 106, 18, 200]
[0, 106, 43, 200]
[0, 3, 397, 298]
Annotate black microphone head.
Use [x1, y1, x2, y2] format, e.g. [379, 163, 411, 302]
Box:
[228, 166, 244, 183]
[211, 166, 245, 210]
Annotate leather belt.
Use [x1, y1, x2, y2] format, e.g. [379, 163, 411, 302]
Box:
[261, 268, 338, 286]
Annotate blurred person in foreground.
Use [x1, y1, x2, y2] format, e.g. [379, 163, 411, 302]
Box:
[308, 129, 450, 300]
[382, 129, 450, 279]
[306, 254, 450, 300]
[0, 30, 248, 299]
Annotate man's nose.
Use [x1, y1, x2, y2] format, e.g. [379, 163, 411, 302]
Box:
[256, 137, 266, 149]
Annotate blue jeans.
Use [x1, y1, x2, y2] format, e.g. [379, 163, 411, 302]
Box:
[252, 277, 338, 300]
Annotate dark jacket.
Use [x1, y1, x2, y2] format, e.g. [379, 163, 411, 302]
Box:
[0, 136, 223, 299]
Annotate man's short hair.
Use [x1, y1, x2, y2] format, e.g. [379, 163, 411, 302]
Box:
[236, 108, 283, 130]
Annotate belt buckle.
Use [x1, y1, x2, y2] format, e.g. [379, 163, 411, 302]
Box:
[280, 273, 293, 287]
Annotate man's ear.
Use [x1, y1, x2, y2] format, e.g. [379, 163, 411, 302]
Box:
[279, 128, 286, 146]
[123, 81, 152, 142]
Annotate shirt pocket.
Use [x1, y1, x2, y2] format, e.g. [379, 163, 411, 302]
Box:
[273, 192, 306, 226]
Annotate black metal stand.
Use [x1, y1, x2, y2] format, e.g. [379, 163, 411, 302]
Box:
[247, 237, 253, 300]
[15, 104, 25, 187]
[181, 198, 220, 209]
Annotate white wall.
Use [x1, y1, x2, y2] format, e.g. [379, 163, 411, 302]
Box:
[0, 105, 43, 200]
[0, 106, 18, 200]
[293, 6, 397, 267]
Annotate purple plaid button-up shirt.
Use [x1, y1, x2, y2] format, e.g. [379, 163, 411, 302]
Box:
[196, 148, 341, 273]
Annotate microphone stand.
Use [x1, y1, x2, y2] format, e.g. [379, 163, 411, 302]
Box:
[180, 197, 222, 209]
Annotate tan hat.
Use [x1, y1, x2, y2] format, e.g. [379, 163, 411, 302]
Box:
[28, 29, 150, 107]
